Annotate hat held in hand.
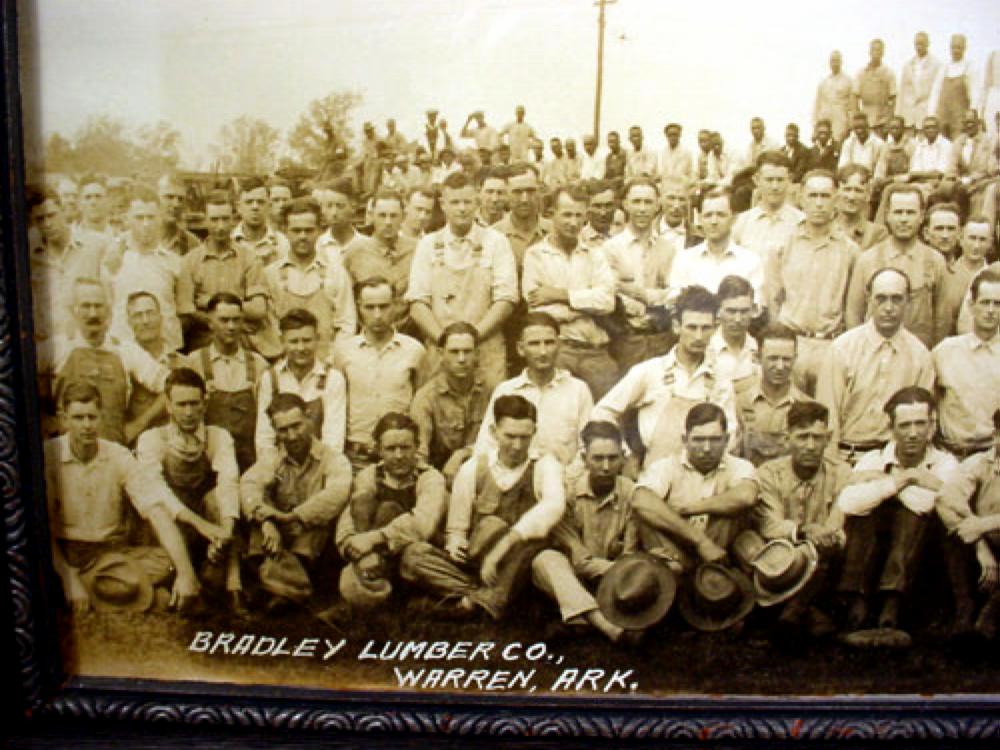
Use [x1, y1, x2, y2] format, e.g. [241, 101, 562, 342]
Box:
[678, 562, 755, 631]
[732, 530, 819, 607]
[80, 553, 154, 613]
[597, 553, 677, 630]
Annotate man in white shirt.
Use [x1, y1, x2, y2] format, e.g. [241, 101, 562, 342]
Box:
[579, 134, 606, 181]
[835, 386, 957, 634]
[908, 116, 954, 177]
[659, 122, 694, 189]
[401, 394, 565, 620]
[732, 151, 805, 267]
[898, 32, 942, 132]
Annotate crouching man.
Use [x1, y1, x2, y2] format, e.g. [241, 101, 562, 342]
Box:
[240, 393, 353, 612]
[401, 394, 565, 619]
[531, 420, 671, 643]
[752, 400, 852, 636]
[47, 381, 200, 613]
[136, 367, 247, 616]
[938, 408, 1000, 639]
[335, 413, 448, 611]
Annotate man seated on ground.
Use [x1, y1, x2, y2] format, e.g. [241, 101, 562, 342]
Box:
[593, 285, 736, 469]
[735, 323, 808, 466]
[933, 266, 1000, 460]
[938, 408, 1000, 639]
[521, 185, 619, 399]
[400, 394, 565, 621]
[335, 412, 448, 612]
[531, 421, 649, 644]
[409, 322, 490, 487]
[754, 400, 851, 637]
[632, 402, 758, 574]
[475, 313, 592, 468]
[255, 308, 347, 457]
[136, 367, 247, 616]
[708, 275, 760, 388]
[835, 387, 958, 634]
[187, 293, 268, 474]
[240, 393, 353, 613]
[817, 268, 935, 464]
[46, 381, 200, 614]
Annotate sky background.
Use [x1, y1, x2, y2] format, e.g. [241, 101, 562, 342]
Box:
[17, 0, 1000, 169]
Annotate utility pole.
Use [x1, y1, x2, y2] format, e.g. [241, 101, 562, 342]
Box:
[593, 0, 617, 140]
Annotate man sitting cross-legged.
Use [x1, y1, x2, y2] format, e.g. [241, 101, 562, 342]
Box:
[400, 394, 565, 620]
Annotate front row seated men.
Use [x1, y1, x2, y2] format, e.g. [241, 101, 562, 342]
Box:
[46, 381, 200, 614]
[401, 394, 566, 620]
[240, 393, 353, 612]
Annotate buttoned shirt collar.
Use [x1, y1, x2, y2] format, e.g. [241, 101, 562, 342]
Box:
[694, 239, 738, 258]
[55, 434, 109, 465]
[661, 347, 715, 383]
[209, 342, 248, 363]
[202, 240, 238, 260]
[356, 331, 404, 351]
[434, 373, 485, 398]
[743, 380, 802, 408]
[680, 450, 726, 478]
[573, 472, 622, 509]
[277, 437, 326, 468]
[509, 368, 572, 391]
[275, 356, 328, 381]
[861, 318, 906, 351]
[965, 331, 1000, 354]
[440, 222, 486, 248]
[277, 253, 327, 274]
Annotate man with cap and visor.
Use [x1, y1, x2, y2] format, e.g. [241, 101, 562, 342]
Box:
[241, 392, 353, 613]
[531, 420, 671, 643]
[335, 412, 448, 613]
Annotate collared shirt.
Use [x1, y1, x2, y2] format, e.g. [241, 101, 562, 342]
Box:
[491, 214, 550, 269]
[447, 451, 565, 545]
[601, 225, 676, 330]
[838, 133, 885, 172]
[135, 423, 241, 521]
[732, 204, 805, 265]
[853, 63, 897, 125]
[659, 144, 695, 185]
[342, 233, 417, 303]
[499, 121, 536, 161]
[834, 215, 888, 251]
[240, 438, 352, 527]
[708, 330, 758, 386]
[315, 228, 368, 269]
[938, 447, 1000, 531]
[580, 149, 607, 180]
[331, 332, 425, 445]
[846, 238, 946, 347]
[188, 343, 266, 393]
[953, 133, 999, 178]
[837, 442, 957, 517]
[936, 259, 984, 341]
[44, 435, 175, 542]
[814, 73, 853, 133]
[176, 241, 267, 315]
[231, 222, 290, 267]
[554, 473, 638, 565]
[740, 137, 778, 172]
[898, 53, 942, 127]
[255, 358, 347, 455]
[933, 333, 1000, 444]
[755, 455, 851, 541]
[592, 347, 737, 457]
[335, 462, 447, 555]
[637, 452, 757, 527]
[734, 378, 808, 466]
[406, 223, 519, 309]
[39, 332, 168, 400]
[626, 148, 659, 180]
[475, 369, 592, 466]
[668, 240, 764, 301]
[767, 222, 858, 336]
[263, 253, 357, 346]
[29, 233, 109, 340]
[816, 320, 934, 444]
[109, 242, 183, 351]
[909, 135, 954, 174]
[541, 156, 571, 189]
[409, 372, 490, 467]
[521, 237, 616, 346]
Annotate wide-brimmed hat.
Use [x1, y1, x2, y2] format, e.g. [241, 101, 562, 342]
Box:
[80, 553, 154, 613]
[678, 562, 755, 631]
[339, 564, 391, 610]
[732, 530, 819, 607]
[596, 553, 677, 630]
[260, 552, 313, 604]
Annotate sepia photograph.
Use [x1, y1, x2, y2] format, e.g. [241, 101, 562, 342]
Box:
[9, 0, 1000, 714]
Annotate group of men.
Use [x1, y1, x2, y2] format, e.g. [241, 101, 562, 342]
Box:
[28, 54, 1000, 649]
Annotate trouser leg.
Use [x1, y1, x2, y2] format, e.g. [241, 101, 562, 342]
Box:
[470, 539, 547, 620]
[398, 541, 477, 598]
[837, 511, 882, 596]
[878, 505, 928, 594]
[531, 549, 599, 622]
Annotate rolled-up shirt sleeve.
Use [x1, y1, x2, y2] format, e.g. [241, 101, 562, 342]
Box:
[321, 368, 347, 454]
[755, 467, 799, 541]
[445, 456, 477, 549]
[207, 428, 241, 521]
[404, 238, 435, 306]
[488, 236, 519, 304]
[326, 264, 358, 345]
[937, 454, 983, 530]
[511, 455, 566, 540]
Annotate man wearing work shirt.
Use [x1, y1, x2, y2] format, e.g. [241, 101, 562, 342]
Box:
[232, 176, 290, 268]
[833, 165, 887, 251]
[491, 163, 549, 270]
[731, 151, 804, 266]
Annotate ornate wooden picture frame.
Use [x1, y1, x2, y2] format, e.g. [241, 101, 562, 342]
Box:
[4, 1, 1000, 743]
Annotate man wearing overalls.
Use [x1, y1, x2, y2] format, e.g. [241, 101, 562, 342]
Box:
[401, 394, 565, 620]
[136, 367, 247, 617]
[188, 292, 267, 474]
[336, 412, 448, 612]
[241, 393, 353, 613]
[592, 285, 737, 472]
[255, 308, 346, 458]
[41, 278, 169, 446]
[406, 171, 519, 391]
